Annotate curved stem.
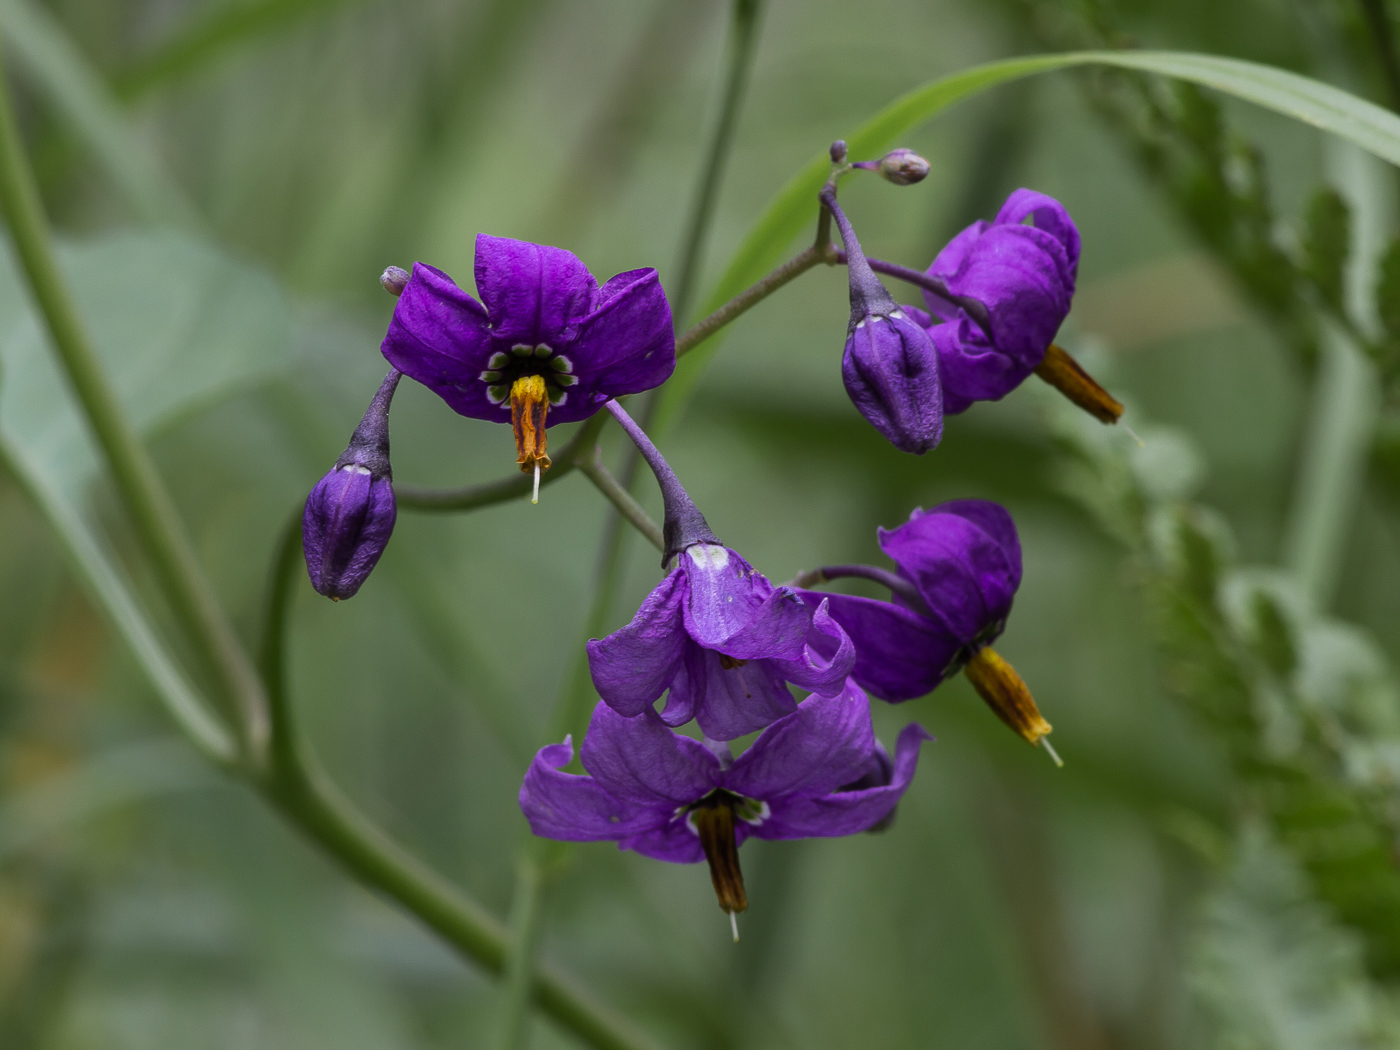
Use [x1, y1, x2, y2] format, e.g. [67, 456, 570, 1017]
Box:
[833, 250, 992, 333]
[790, 563, 929, 614]
[674, 243, 826, 357]
[670, 0, 765, 323]
[397, 412, 606, 511]
[577, 446, 664, 552]
[257, 512, 661, 1050]
[0, 51, 266, 760]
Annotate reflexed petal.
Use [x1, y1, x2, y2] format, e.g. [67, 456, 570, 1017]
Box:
[587, 571, 689, 717]
[560, 267, 675, 422]
[878, 502, 1020, 646]
[929, 318, 1031, 415]
[620, 818, 706, 863]
[684, 649, 798, 741]
[473, 235, 598, 347]
[723, 683, 876, 801]
[519, 739, 662, 842]
[681, 546, 809, 660]
[767, 598, 856, 697]
[841, 311, 943, 455]
[380, 263, 498, 420]
[994, 188, 1081, 279]
[579, 703, 720, 805]
[802, 591, 958, 702]
[756, 723, 931, 839]
[924, 220, 989, 315]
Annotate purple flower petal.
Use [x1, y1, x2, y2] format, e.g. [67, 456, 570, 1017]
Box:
[802, 591, 958, 702]
[472, 235, 599, 348]
[587, 570, 689, 717]
[619, 819, 706, 863]
[667, 648, 798, 741]
[723, 683, 877, 801]
[380, 263, 497, 419]
[766, 597, 856, 697]
[995, 188, 1081, 280]
[841, 309, 943, 454]
[681, 545, 809, 660]
[756, 723, 931, 839]
[519, 738, 663, 842]
[567, 267, 675, 413]
[579, 703, 720, 806]
[878, 502, 1020, 646]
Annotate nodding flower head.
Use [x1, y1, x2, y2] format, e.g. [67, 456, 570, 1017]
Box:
[917, 189, 1080, 414]
[798, 500, 1059, 763]
[519, 685, 930, 933]
[821, 187, 943, 454]
[303, 371, 401, 601]
[380, 236, 675, 488]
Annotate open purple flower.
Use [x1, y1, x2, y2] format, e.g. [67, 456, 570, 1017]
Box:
[587, 541, 856, 741]
[381, 236, 674, 484]
[918, 189, 1079, 415]
[520, 684, 930, 924]
[303, 371, 400, 600]
[797, 500, 1058, 760]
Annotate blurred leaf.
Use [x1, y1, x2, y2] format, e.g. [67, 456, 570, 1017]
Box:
[0, 0, 198, 226]
[660, 50, 1400, 429]
[1191, 823, 1393, 1050]
[0, 231, 292, 760]
[1302, 187, 1351, 313]
[1374, 237, 1400, 349]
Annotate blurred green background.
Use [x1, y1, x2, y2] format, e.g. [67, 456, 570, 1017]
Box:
[5, 0, 1400, 1047]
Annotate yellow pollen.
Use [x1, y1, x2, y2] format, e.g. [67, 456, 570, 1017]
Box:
[510, 374, 552, 482]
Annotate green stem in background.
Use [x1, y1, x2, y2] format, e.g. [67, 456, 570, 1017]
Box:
[257, 513, 661, 1050]
[669, 0, 765, 323]
[673, 241, 828, 357]
[0, 51, 266, 756]
[578, 445, 664, 552]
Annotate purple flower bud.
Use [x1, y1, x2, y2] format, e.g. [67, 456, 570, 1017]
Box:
[821, 187, 943, 454]
[829, 140, 848, 163]
[875, 148, 929, 186]
[303, 371, 400, 600]
[380, 266, 410, 297]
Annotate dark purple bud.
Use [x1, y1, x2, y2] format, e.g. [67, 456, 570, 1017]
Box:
[875, 148, 930, 186]
[830, 140, 848, 164]
[380, 266, 410, 297]
[821, 187, 943, 454]
[303, 371, 401, 600]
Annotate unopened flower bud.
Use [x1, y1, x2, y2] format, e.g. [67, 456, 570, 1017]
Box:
[830, 140, 848, 164]
[303, 371, 400, 600]
[380, 266, 410, 297]
[875, 148, 930, 186]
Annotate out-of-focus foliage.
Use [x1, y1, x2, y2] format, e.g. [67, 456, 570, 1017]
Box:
[6, 0, 1400, 1048]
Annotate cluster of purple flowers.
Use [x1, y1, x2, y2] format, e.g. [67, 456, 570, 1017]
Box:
[297, 144, 1117, 927]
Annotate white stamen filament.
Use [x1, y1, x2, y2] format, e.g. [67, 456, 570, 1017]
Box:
[729, 911, 740, 943]
[532, 462, 541, 504]
[1040, 738, 1064, 768]
[1121, 422, 1146, 448]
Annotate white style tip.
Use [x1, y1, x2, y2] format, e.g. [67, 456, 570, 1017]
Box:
[729, 911, 740, 943]
[1121, 422, 1146, 448]
[1040, 738, 1064, 768]
[532, 463, 541, 505]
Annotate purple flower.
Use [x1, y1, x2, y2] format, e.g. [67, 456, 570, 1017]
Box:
[798, 500, 1057, 756]
[380, 236, 674, 477]
[587, 542, 856, 741]
[822, 187, 943, 455]
[520, 684, 930, 918]
[303, 371, 400, 600]
[918, 189, 1080, 414]
[801, 500, 1020, 701]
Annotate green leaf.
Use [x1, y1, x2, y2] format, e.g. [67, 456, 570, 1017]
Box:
[0, 230, 291, 761]
[658, 50, 1400, 431]
[1303, 187, 1352, 312]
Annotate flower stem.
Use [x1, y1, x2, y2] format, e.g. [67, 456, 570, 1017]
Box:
[673, 243, 827, 357]
[0, 51, 267, 759]
[670, 0, 765, 323]
[789, 563, 928, 612]
[258, 513, 661, 1050]
[578, 445, 665, 552]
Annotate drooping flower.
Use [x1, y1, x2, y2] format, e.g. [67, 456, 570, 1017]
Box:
[380, 236, 675, 487]
[916, 189, 1120, 423]
[820, 186, 943, 455]
[303, 371, 401, 600]
[520, 684, 930, 926]
[797, 500, 1059, 760]
[589, 401, 856, 741]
